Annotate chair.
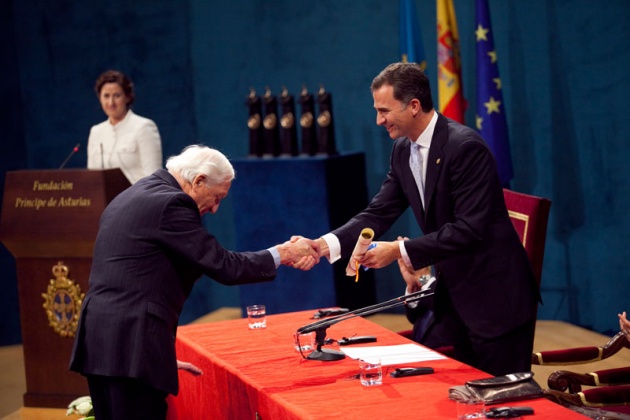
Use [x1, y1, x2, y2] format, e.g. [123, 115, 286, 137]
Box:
[531, 332, 630, 417]
[502, 188, 552, 288]
[398, 189, 552, 356]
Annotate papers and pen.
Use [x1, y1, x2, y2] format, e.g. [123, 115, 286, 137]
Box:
[340, 343, 447, 365]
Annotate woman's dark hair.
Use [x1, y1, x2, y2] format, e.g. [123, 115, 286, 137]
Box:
[94, 70, 135, 106]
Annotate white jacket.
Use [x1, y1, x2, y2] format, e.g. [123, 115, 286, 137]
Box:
[87, 109, 163, 184]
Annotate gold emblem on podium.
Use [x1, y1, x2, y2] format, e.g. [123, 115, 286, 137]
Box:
[41, 261, 84, 338]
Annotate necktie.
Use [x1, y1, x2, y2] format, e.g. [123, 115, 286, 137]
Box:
[409, 142, 425, 208]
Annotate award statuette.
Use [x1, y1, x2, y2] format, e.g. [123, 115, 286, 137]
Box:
[298, 85, 318, 156]
[246, 88, 265, 157]
[316, 84, 338, 155]
[279, 86, 299, 156]
[263, 87, 281, 157]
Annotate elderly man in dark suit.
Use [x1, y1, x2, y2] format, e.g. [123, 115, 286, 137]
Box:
[310, 62, 540, 377]
[70, 145, 319, 419]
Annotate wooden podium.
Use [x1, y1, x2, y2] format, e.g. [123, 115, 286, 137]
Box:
[0, 169, 130, 408]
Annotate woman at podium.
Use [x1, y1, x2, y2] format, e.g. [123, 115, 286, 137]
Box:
[86, 70, 163, 184]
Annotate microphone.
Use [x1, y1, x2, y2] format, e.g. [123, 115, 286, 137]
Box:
[59, 143, 81, 169]
[296, 288, 434, 361]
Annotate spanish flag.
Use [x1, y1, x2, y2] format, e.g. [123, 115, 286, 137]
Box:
[437, 0, 466, 123]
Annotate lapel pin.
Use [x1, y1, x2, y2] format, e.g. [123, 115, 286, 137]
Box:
[436, 158, 441, 164]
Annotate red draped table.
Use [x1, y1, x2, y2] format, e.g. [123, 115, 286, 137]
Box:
[167, 311, 586, 419]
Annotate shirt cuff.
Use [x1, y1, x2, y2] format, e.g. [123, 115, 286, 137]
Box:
[399, 240, 412, 267]
[321, 233, 341, 263]
[268, 247, 281, 269]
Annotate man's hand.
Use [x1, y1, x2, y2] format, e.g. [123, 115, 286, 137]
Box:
[619, 311, 630, 340]
[290, 235, 330, 258]
[356, 240, 400, 269]
[277, 237, 320, 270]
[397, 258, 431, 294]
[177, 360, 203, 376]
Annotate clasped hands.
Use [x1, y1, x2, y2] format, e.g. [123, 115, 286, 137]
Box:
[277, 237, 320, 270]
[281, 235, 404, 272]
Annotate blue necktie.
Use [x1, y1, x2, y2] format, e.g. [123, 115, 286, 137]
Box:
[409, 142, 425, 208]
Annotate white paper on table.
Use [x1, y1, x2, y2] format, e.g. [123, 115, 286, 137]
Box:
[340, 343, 447, 365]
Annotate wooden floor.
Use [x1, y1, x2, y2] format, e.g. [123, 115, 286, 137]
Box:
[2, 309, 629, 419]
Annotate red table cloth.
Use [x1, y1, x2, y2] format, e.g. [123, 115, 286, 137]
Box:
[167, 310, 586, 419]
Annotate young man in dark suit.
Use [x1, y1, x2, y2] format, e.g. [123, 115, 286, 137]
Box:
[70, 145, 319, 419]
[310, 62, 540, 377]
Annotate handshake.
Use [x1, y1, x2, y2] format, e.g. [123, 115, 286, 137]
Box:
[276, 233, 401, 272]
[275, 236, 323, 271]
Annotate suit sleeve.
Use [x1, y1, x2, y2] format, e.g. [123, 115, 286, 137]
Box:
[331, 141, 410, 257]
[157, 193, 277, 285]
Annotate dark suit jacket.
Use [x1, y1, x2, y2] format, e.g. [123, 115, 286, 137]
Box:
[332, 114, 539, 339]
[70, 169, 276, 395]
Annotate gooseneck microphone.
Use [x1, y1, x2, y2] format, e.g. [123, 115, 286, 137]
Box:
[296, 288, 434, 361]
[59, 143, 81, 169]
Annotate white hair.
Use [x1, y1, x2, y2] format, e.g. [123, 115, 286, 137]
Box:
[165, 145, 235, 185]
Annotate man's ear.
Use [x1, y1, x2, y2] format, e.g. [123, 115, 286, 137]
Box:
[192, 174, 207, 187]
[410, 98, 422, 115]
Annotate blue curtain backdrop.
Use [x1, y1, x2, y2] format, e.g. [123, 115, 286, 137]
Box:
[1, 0, 629, 344]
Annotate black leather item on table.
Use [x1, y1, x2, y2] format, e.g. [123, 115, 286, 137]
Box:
[338, 336, 377, 345]
[485, 406, 535, 418]
[448, 372, 544, 405]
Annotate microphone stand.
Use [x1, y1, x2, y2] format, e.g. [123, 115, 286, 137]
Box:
[59, 143, 81, 169]
[296, 289, 434, 361]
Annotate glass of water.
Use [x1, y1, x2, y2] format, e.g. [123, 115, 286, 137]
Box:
[246, 304, 266, 330]
[359, 357, 382, 386]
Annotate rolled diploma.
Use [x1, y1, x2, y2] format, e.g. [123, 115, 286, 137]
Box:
[345, 228, 375, 276]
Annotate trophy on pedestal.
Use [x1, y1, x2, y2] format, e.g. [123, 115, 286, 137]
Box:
[279, 86, 299, 156]
[263, 87, 281, 157]
[299, 85, 318, 156]
[316, 84, 338, 156]
[246, 88, 264, 157]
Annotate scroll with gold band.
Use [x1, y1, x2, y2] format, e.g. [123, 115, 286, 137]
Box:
[346, 228, 375, 277]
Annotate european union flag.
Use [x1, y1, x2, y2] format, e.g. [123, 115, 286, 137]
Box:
[475, 0, 513, 186]
[400, 0, 427, 71]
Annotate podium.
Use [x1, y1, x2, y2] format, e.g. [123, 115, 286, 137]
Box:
[232, 152, 376, 315]
[0, 169, 130, 407]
